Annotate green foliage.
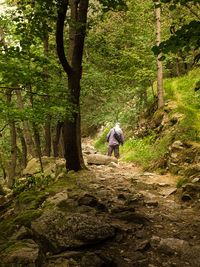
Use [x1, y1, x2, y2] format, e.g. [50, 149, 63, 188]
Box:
[98, 0, 127, 12]
[94, 127, 111, 154]
[122, 67, 200, 170]
[81, 0, 157, 133]
[11, 174, 54, 195]
[0, 0, 74, 173]
[153, 0, 200, 64]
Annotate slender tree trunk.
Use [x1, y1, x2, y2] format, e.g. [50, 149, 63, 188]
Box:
[29, 92, 44, 172]
[43, 35, 52, 157]
[56, 0, 88, 171]
[58, 129, 65, 157]
[44, 119, 51, 157]
[5, 90, 17, 186]
[0, 155, 6, 180]
[32, 123, 43, 173]
[155, 1, 164, 108]
[15, 89, 36, 157]
[175, 58, 180, 77]
[17, 126, 27, 170]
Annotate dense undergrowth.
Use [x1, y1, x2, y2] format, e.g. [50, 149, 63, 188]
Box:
[94, 68, 200, 171]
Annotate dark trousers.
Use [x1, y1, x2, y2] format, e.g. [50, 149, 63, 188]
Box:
[108, 145, 119, 159]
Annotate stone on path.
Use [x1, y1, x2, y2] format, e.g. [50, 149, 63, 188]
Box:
[87, 154, 118, 165]
[159, 187, 177, 198]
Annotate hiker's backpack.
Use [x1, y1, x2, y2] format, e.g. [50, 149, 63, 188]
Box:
[113, 128, 121, 143]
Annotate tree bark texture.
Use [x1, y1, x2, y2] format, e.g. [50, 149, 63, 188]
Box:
[56, 0, 88, 171]
[17, 126, 27, 170]
[32, 123, 44, 173]
[43, 35, 52, 157]
[15, 89, 36, 157]
[155, 1, 164, 108]
[29, 92, 44, 172]
[5, 90, 17, 186]
[53, 121, 63, 157]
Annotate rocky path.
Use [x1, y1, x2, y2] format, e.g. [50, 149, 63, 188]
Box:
[2, 144, 200, 266]
[43, 143, 200, 267]
[80, 159, 200, 267]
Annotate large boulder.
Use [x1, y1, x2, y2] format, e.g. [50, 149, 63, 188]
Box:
[31, 210, 116, 253]
[87, 154, 118, 165]
[23, 158, 41, 175]
[22, 157, 66, 178]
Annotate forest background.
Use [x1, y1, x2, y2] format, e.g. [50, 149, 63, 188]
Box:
[0, 0, 200, 187]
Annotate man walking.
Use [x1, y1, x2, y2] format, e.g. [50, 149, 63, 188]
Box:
[107, 122, 124, 159]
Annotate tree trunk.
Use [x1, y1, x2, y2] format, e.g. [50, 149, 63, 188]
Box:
[53, 121, 63, 157]
[62, 90, 84, 170]
[32, 123, 44, 173]
[44, 113, 51, 157]
[43, 34, 52, 157]
[175, 58, 180, 77]
[56, 0, 88, 171]
[29, 91, 44, 172]
[15, 89, 36, 157]
[17, 126, 27, 170]
[155, 1, 164, 108]
[5, 90, 17, 186]
[58, 129, 65, 157]
[0, 155, 6, 180]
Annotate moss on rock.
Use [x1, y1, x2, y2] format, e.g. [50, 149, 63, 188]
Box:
[14, 209, 42, 227]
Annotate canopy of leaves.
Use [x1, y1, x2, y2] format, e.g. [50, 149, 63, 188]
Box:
[152, 0, 200, 63]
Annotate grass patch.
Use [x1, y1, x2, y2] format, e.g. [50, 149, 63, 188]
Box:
[175, 105, 200, 142]
[176, 177, 189, 188]
[121, 134, 171, 169]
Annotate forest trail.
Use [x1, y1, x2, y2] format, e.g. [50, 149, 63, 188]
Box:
[2, 143, 200, 266]
[76, 141, 200, 266]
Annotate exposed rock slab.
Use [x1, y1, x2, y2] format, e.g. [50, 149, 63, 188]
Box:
[31, 210, 116, 253]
